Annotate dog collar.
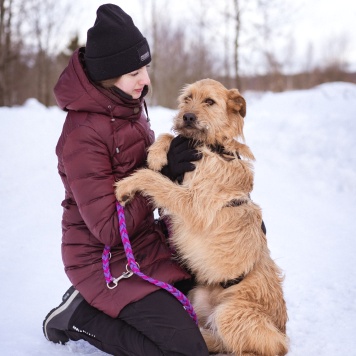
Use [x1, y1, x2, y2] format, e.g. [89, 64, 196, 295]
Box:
[220, 274, 245, 289]
[207, 143, 241, 159]
[205, 144, 241, 162]
[224, 198, 248, 208]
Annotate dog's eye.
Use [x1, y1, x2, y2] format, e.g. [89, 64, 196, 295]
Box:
[204, 98, 215, 106]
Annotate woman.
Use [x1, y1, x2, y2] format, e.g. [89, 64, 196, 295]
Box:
[43, 4, 207, 355]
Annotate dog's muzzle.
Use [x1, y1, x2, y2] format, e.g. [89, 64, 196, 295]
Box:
[183, 112, 196, 127]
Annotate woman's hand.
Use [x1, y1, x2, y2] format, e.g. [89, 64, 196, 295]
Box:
[160, 135, 202, 184]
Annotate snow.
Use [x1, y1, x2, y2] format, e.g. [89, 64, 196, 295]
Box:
[0, 82, 355, 355]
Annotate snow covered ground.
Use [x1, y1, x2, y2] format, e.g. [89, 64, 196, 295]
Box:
[0, 82, 355, 355]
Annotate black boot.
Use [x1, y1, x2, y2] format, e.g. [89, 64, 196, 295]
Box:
[42, 286, 84, 344]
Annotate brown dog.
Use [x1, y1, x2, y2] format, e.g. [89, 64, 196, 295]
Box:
[115, 79, 288, 356]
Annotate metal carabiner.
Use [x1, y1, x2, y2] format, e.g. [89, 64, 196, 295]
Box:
[106, 264, 137, 289]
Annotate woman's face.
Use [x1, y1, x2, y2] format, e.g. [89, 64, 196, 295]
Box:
[114, 65, 151, 99]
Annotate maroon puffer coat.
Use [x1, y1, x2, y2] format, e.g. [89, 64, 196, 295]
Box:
[54, 48, 189, 318]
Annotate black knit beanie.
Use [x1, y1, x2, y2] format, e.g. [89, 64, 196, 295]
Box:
[84, 4, 151, 81]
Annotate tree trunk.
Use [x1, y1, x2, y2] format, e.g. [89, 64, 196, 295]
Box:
[233, 0, 242, 90]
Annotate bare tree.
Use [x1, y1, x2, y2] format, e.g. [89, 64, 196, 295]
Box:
[23, 0, 72, 106]
[187, 0, 217, 80]
[140, 0, 219, 108]
[148, 17, 190, 107]
[232, 0, 242, 89]
[149, 0, 158, 105]
[0, 0, 75, 106]
[219, 0, 243, 89]
[320, 34, 350, 81]
[251, 0, 285, 90]
[0, 0, 23, 106]
[0, 0, 10, 105]
[222, 1, 232, 87]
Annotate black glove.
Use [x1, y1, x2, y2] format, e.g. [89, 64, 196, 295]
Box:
[161, 135, 202, 184]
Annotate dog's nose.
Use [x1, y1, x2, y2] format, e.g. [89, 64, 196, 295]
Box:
[183, 113, 196, 123]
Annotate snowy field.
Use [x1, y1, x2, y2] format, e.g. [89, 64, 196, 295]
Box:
[0, 82, 355, 355]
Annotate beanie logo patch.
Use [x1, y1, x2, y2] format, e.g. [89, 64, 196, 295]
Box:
[137, 43, 150, 62]
[140, 51, 150, 62]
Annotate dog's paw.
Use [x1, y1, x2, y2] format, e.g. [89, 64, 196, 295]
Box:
[147, 134, 174, 171]
[147, 152, 168, 171]
[117, 193, 133, 206]
[114, 181, 136, 205]
[115, 192, 134, 206]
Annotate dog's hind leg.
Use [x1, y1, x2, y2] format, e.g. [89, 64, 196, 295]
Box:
[200, 328, 226, 354]
[213, 301, 288, 356]
[188, 287, 226, 353]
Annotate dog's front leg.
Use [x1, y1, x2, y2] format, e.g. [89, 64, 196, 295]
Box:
[115, 169, 190, 215]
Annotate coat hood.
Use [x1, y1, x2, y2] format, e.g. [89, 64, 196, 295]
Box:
[54, 48, 147, 120]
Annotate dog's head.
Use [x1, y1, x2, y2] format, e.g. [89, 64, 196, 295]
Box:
[173, 78, 246, 146]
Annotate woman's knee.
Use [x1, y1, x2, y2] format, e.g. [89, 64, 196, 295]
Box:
[167, 326, 209, 356]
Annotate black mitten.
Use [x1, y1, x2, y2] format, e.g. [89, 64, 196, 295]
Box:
[160, 135, 202, 184]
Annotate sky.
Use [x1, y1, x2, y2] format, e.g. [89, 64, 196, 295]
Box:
[71, 0, 356, 72]
[0, 81, 355, 355]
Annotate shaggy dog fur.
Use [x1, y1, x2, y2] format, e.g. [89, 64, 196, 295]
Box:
[115, 78, 288, 355]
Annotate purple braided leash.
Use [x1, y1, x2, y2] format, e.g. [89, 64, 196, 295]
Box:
[101, 202, 198, 325]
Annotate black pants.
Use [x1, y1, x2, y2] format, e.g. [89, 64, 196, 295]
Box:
[65, 289, 209, 356]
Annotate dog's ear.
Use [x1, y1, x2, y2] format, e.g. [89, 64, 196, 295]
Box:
[227, 89, 246, 118]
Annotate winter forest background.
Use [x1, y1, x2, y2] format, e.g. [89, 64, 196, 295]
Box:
[1, 0, 355, 108]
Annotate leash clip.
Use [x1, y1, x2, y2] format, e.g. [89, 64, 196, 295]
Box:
[106, 263, 139, 289]
[107, 264, 134, 289]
